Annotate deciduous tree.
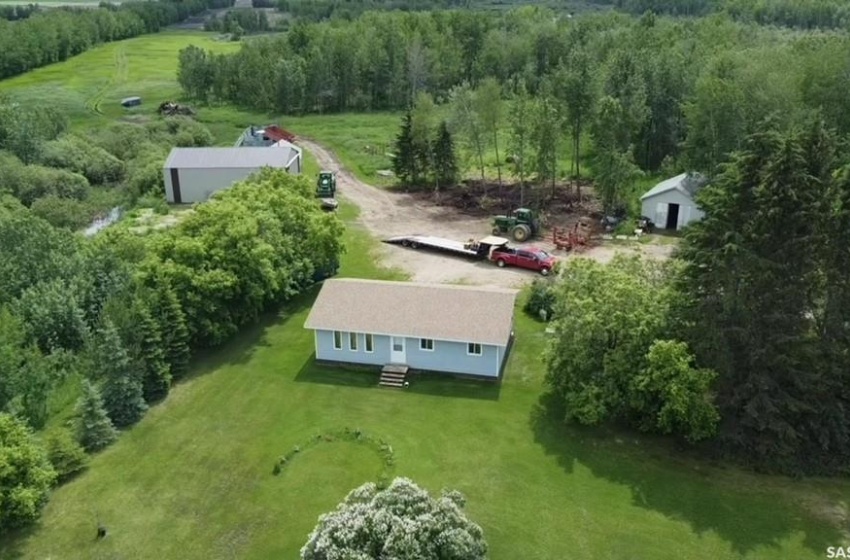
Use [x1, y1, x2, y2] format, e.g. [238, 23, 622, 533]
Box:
[301, 478, 488, 560]
[0, 413, 56, 532]
[508, 82, 532, 204]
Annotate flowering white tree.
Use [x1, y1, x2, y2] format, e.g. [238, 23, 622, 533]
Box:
[301, 477, 488, 560]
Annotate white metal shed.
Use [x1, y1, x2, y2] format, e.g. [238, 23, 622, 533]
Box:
[162, 146, 302, 204]
[640, 172, 709, 231]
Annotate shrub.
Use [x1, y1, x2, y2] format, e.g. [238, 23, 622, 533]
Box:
[0, 413, 57, 532]
[41, 134, 126, 185]
[45, 428, 89, 482]
[30, 195, 91, 230]
[524, 278, 556, 321]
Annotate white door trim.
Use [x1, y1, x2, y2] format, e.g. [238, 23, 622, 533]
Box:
[390, 336, 406, 364]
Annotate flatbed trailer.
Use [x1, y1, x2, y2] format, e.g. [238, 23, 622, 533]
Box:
[384, 235, 510, 260]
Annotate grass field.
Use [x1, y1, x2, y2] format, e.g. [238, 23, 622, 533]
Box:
[0, 31, 239, 129]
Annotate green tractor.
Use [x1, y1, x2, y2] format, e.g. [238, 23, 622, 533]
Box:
[491, 208, 540, 242]
[316, 170, 338, 211]
[316, 171, 337, 197]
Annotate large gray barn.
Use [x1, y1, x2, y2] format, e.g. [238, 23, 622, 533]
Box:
[162, 146, 303, 204]
[640, 172, 709, 231]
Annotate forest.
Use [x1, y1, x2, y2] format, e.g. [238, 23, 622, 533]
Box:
[177, 8, 850, 204]
[0, 0, 233, 80]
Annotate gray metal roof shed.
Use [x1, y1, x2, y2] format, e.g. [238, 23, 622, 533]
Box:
[304, 279, 518, 346]
[163, 147, 296, 170]
[640, 172, 708, 202]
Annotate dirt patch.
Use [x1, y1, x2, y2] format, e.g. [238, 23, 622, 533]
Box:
[299, 139, 675, 289]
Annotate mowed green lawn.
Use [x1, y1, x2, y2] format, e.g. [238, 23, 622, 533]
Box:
[0, 31, 240, 129]
[1, 204, 846, 559]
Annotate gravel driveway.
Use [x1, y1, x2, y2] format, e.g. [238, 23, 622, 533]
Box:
[300, 140, 675, 289]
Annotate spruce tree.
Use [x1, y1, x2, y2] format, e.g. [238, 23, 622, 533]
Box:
[136, 303, 171, 403]
[76, 379, 117, 452]
[677, 125, 847, 473]
[392, 111, 416, 187]
[432, 121, 459, 191]
[95, 320, 148, 428]
[152, 283, 190, 381]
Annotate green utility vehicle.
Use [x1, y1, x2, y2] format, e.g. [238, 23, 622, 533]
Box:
[491, 208, 540, 242]
[316, 171, 338, 212]
[317, 171, 337, 198]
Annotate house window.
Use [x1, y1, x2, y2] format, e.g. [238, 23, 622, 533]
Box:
[349, 332, 358, 351]
[420, 338, 434, 351]
[467, 343, 482, 356]
[333, 331, 342, 350]
[365, 334, 374, 353]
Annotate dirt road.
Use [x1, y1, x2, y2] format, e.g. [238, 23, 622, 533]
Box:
[300, 140, 675, 288]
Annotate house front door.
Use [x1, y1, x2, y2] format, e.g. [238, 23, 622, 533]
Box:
[390, 336, 406, 364]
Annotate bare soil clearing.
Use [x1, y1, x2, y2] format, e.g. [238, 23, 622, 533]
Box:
[300, 139, 675, 288]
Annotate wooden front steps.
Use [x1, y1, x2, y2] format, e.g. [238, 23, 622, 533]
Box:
[380, 364, 409, 388]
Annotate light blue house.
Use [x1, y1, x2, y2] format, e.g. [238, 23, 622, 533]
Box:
[304, 279, 518, 379]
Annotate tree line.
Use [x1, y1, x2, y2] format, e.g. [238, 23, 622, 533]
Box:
[276, 0, 471, 22]
[618, 0, 850, 31]
[542, 118, 850, 476]
[0, 0, 233, 80]
[204, 8, 271, 35]
[0, 4, 38, 21]
[177, 9, 850, 203]
[0, 168, 343, 532]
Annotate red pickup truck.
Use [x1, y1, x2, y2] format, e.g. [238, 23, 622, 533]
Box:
[490, 246, 557, 275]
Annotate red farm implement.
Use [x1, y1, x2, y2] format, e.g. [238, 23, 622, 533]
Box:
[552, 223, 590, 252]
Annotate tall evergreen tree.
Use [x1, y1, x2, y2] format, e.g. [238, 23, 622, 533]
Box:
[432, 121, 459, 193]
[152, 283, 190, 382]
[676, 124, 847, 473]
[392, 111, 416, 187]
[135, 302, 171, 403]
[76, 379, 117, 452]
[94, 320, 147, 428]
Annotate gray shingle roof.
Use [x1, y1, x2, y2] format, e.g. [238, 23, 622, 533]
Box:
[163, 146, 299, 169]
[641, 172, 708, 201]
[304, 279, 518, 346]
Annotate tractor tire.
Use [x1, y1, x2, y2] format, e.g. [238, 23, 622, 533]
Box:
[492, 227, 502, 236]
[401, 239, 410, 247]
[410, 241, 419, 249]
[513, 224, 532, 242]
[496, 259, 506, 268]
[540, 267, 550, 276]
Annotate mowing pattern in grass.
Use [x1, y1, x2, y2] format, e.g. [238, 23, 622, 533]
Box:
[0, 31, 240, 130]
[1, 204, 846, 560]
